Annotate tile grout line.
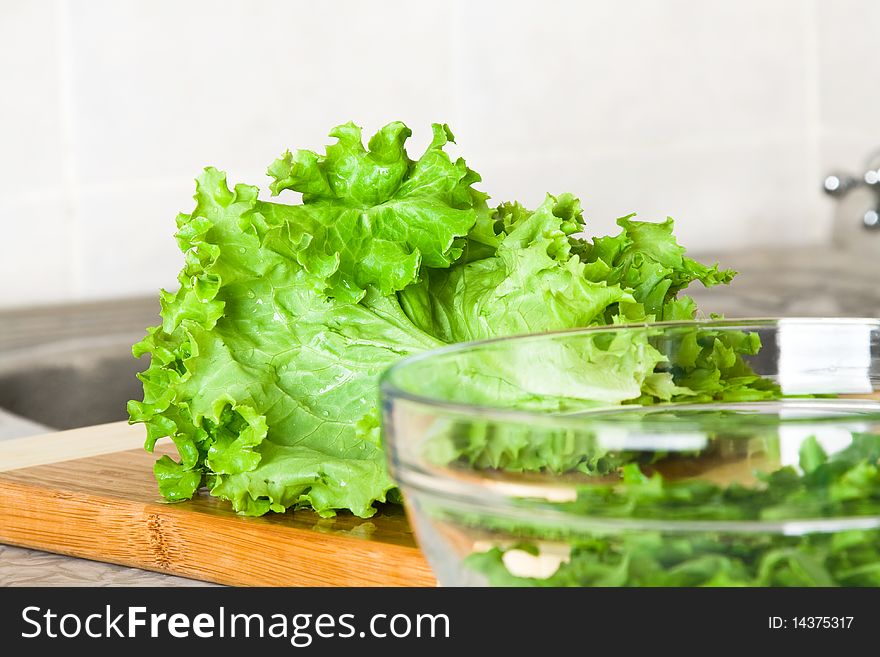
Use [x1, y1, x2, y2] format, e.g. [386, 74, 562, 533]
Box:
[803, 0, 825, 243]
[54, 0, 84, 301]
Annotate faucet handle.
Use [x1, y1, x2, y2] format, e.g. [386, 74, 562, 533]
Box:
[824, 148, 880, 241]
[823, 173, 859, 197]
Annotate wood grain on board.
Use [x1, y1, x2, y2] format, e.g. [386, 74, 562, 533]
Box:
[0, 422, 436, 587]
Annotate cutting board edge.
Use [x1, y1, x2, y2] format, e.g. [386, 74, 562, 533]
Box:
[0, 421, 146, 472]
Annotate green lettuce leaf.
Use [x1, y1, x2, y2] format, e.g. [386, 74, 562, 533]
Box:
[129, 124, 472, 517]
[399, 194, 633, 342]
[579, 215, 735, 322]
[465, 433, 880, 586]
[130, 121, 750, 518]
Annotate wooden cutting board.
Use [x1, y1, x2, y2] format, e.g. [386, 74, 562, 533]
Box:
[0, 422, 436, 587]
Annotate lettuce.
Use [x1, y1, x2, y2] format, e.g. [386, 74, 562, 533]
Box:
[129, 121, 745, 518]
[466, 433, 880, 586]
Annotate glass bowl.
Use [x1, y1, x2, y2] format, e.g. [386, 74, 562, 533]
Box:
[380, 319, 880, 586]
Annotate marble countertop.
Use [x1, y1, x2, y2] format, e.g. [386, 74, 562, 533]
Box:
[685, 246, 880, 319]
[1, 245, 878, 587]
[0, 545, 212, 587]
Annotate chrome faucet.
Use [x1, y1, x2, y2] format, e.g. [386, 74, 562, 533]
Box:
[823, 150, 880, 230]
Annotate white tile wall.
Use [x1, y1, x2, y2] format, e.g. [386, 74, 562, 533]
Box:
[0, 0, 876, 308]
[816, 0, 880, 139]
[458, 1, 809, 154]
[0, 194, 74, 307]
[67, 0, 458, 187]
[0, 1, 64, 196]
[816, 0, 880, 175]
[0, 1, 72, 307]
[479, 138, 819, 251]
[74, 181, 191, 298]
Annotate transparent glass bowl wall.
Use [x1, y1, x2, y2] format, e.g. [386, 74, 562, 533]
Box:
[381, 319, 880, 586]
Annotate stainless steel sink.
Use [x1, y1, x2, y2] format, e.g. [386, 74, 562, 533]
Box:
[0, 297, 159, 438]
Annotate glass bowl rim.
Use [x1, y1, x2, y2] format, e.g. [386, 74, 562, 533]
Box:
[380, 316, 880, 422]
